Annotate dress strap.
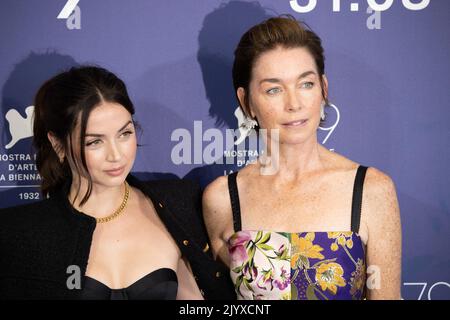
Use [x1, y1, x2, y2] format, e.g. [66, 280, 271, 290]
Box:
[227, 171, 242, 232]
[351, 165, 368, 233]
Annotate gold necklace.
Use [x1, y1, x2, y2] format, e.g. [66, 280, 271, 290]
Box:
[96, 181, 130, 224]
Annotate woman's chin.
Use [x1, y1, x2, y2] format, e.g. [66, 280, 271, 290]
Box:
[277, 133, 313, 146]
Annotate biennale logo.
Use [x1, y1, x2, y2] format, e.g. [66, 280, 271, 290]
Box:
[57, 0, 81, 30]
[4, 106, 34, 150]
[1, 106, 40, 190]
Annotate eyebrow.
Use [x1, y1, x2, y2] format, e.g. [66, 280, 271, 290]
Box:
[259, 70, 317, 85]
[85, 120, 133, 137]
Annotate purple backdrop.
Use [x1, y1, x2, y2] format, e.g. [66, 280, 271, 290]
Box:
[0, 0, 448, 299]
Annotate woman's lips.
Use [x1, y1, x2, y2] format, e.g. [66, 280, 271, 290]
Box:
[282, 119, 308, 127]
[104, 166, 125, 177]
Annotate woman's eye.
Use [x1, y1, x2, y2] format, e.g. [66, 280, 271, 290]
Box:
[266, 87, 281, 95]
[301, 82, 314, 89]
[120, 130, 133, 138]
[85, 139, 101, 147]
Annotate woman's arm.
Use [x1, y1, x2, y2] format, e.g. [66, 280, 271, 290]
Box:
[202, 176, 232, 266]
[363, 168, 402, 299]
[176, 257, 204, 300]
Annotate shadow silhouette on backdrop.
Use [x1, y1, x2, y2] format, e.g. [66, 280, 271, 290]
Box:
[0, 52, 79, 208]
[184, 1, 273, 190]
[197, 1, 275, 129]
[129, 1, 273, 188]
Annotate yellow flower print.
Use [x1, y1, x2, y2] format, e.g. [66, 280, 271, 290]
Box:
[346, 239, 353, 249]
[315, 262, 346, 295]
[328, 232, 353, 251]
[291, 233, 325, 269]
[328, 232, 353, 239]
[305, 232, 315, 242]
[349, 258, 366, 297]
[281, 292, 291, 300]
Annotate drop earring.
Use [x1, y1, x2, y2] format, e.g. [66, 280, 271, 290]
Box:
[242, 115, 258, 133]
[320, 102, 326, 121]
[234, 106, 258, 145]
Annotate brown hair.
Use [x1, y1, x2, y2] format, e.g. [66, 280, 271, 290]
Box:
[232, 15, 328, 117]
[33, 66, 135, 205]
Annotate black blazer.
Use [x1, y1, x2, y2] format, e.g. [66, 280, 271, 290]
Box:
[0, 175, 236, 300]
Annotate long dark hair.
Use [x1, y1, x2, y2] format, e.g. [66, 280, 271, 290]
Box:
[33, 66, 135, 205]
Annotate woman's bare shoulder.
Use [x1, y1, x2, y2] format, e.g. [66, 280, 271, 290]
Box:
[203, 174, 228, 203]
[361, 166, 400, 231]
[364, 166, 396, 196]
[202, 174, 232, 225]
[321, 148, 360, 172]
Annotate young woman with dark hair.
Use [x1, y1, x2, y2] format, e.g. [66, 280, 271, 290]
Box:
[0, 66, 234, 300]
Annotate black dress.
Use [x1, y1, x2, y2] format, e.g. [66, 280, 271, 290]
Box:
[0, 175, 236, 300]
[81, 268, 178, 300]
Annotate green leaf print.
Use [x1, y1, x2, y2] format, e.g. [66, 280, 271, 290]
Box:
[300, 255, 310, 269]
[248, 245, 256, 264]
[311, 258, 337, 269]
[255, 231, 263, 243]
[257, 243, 274, 251]
[236, 275, 243, 290]
[291, 283, 298, 300]
[232, 265, 244, 274]
[243, 277, 253, 291]
[279, 247, 289, 260]
[259, 232, 271, 244]
[306, 283, 319, 300]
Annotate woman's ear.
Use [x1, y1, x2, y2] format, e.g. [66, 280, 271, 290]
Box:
[237, 87, 255, 118]
[47, 132, 65, 162]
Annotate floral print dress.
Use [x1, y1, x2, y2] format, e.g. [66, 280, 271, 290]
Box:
[228, 230, 366, 300]
[226, 166, 368, 300]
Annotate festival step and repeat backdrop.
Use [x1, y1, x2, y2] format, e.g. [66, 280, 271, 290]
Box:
[0, 0, 448, 299]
